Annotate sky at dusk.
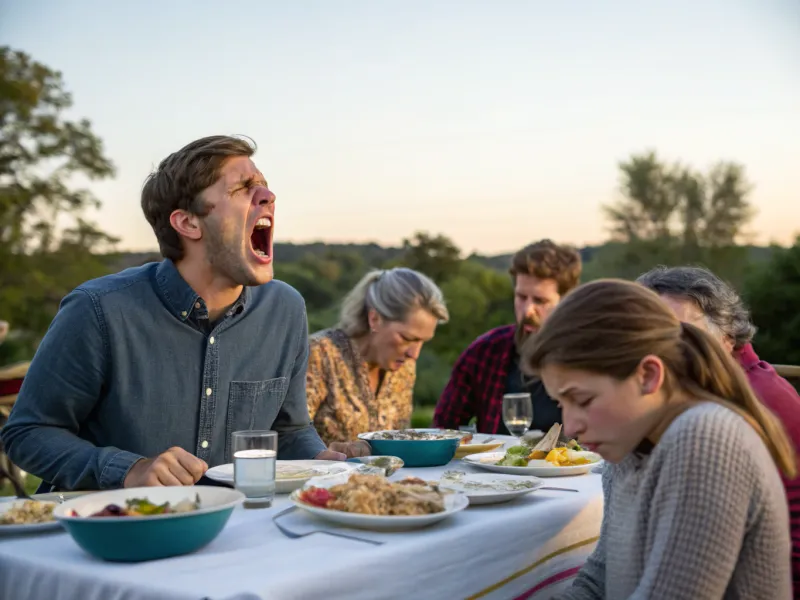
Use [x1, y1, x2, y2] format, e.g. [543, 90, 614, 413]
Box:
[3, 0, 799, 254]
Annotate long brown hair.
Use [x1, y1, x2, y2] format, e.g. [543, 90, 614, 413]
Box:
[521, 278, 796, 478]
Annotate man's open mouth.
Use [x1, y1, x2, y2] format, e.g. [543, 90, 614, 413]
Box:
[250, 217, 272, 258]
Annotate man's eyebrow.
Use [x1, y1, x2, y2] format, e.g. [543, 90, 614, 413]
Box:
[229, 174, 268, 190]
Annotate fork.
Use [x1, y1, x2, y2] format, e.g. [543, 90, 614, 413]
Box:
[272, 507, 385, 546]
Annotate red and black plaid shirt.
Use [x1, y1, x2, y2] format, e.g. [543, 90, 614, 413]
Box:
[433, 325, 516, 434]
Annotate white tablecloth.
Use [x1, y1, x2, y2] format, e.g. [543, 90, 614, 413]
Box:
[0, 458, 603, 600]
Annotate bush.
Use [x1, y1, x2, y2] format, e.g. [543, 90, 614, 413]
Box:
[413, 351, 452, 407]
[744, 238, 800, 366]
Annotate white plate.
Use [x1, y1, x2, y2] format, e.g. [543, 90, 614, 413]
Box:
[0, 500, 61, 535]
[463, 451, 602, 477]
[289, 488, 469, 532]
[205, 460, 359, 493]
[437, 472, 543, 505]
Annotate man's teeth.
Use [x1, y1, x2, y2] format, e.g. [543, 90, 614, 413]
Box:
[255, 217, 272, 229]
[255, 250, 267, 256]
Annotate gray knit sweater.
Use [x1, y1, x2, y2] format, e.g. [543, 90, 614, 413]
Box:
[557, 402, 791, 600]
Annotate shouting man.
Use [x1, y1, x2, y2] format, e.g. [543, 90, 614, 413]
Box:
[433, 239, 582, 434]
[2, 135, 366, 492]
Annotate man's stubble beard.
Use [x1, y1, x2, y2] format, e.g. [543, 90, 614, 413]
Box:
[204, 222, 263, 287]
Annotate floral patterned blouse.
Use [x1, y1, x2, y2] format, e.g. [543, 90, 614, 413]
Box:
[306, 328, 416, 445]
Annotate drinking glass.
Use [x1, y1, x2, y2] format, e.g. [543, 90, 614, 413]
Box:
[232, 430, 278, 508]
[502, 393, 533, 437]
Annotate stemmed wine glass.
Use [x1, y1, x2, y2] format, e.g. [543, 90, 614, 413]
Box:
[502, 393, 533, 438]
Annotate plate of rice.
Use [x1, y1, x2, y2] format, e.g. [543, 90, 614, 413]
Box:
[290, 473, 468, 531]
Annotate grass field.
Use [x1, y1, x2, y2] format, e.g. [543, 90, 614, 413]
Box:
[411, 406, 435, 428]
[0, 475, 41, 497]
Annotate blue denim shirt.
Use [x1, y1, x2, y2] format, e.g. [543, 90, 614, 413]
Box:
[1, 260, 326, 490]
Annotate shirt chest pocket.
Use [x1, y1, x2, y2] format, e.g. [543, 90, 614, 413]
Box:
[225, 378, 288, 460]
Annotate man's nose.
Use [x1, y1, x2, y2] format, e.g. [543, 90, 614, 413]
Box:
[254, 187, 275, 206]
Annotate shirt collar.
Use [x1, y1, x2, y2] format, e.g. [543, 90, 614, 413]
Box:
[155, 259, 250, 323]
[734, 343, 760, 371]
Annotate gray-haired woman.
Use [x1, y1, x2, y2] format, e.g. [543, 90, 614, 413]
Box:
[306, 268, 449, 445]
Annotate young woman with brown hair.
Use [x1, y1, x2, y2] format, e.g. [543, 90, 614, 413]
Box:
[522, 279, 794, 599]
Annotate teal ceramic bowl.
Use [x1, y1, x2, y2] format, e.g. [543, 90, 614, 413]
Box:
[53, 486, 244, 562]
[358, 429, 463, 467]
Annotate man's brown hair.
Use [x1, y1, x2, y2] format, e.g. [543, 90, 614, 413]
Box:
[509, 239, 582, 295]
[141, 135, 256, 261]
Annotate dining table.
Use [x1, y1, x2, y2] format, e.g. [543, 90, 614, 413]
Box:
[0, 436, 604, 600]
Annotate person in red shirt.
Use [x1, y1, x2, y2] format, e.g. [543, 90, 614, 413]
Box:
[638, 265, 800, 595]
[433, 240, 582, 435]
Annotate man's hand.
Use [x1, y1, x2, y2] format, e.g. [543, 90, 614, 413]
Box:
[319, 440, 372, 460]
[124, 447, 208, 487]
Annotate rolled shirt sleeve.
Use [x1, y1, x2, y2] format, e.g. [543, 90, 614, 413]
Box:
[1, 290, 144, 490]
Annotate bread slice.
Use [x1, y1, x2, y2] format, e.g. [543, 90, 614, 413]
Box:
[531, 423, 562, 452]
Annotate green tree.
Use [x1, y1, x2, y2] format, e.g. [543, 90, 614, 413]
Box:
[744, 238, 800, 366]
[597, 151, 754, 281]
[394, 231, 461, 283]
[0, 47, 117, 358]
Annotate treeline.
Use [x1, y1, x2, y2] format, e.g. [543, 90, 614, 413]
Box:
[265, 232, 800, 408]
[2, 46, 799, 414]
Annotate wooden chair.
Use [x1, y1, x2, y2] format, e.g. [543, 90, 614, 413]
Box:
[774, 364, 800, 391]
[0, 361, 29, 494]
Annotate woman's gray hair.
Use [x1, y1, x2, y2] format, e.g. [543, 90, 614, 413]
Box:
[636, 265, 756, 349]
[338, 268, 449, 338]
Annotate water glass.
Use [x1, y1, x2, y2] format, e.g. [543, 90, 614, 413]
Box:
[503, 393, 533, 437]
[232, 430, 278, 508]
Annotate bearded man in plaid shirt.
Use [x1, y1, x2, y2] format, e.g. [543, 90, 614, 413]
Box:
[433, 240, 582, 435]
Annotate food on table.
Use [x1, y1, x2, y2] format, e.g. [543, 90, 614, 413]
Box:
[440, 470, 537, 492]
[495, 423, 593, 467]
[523, 424, 584, 452]
[530, 423, 563, 453]
[542, 447, 592, 467]
[0, 500, 56, 525]
[297, 474, 447, 515]
[497, 446, 532, 467]
[366, 429, 463, 441]
[277, 465, 326, 480]
[66, 495, 201, 518]
[365, 456, 393, 469]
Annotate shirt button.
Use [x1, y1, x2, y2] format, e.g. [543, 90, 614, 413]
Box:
[205, 388, 212, 396]
[195, 302, 201, 309]
[209, 337, 215, 345]
[201, 440, 209, 449]
[181, 311, 187, 317]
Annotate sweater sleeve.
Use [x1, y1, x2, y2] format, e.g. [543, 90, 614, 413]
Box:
[629, 409, 764, 599]
[555, 465, 609, 600]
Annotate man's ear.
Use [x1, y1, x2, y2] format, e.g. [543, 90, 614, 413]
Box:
[169, 209, 202, 241]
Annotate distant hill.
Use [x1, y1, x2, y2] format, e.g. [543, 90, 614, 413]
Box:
[467, 245, 606, 272]
[107, 242, 776, 274]
[107, 242, 406, 273]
